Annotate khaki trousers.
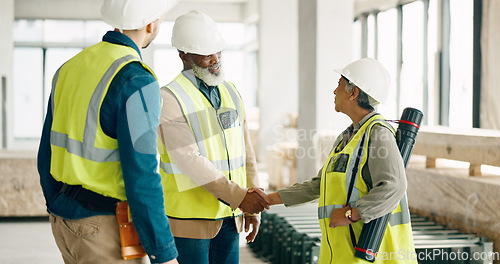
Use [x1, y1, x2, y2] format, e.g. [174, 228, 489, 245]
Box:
[49, 213, 149, 264]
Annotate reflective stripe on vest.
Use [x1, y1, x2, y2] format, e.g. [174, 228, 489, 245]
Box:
[50, 54, 137, 162]
[317, 195, 410, 226]
[160, 155, 245, 175]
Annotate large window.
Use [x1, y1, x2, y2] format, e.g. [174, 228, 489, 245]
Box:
[401, 1, 424, 115]
[13, 19, 108, 141]
[13, 48, 44, 139]
[353, 0, 475, 128]
[12, 19, 257, 147]
[377, 9, 398, 119]
[352, 19, 362, 60]
[448, 0, 473, 129]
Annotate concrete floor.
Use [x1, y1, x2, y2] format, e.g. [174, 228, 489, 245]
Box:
[0, 217, 266, 264]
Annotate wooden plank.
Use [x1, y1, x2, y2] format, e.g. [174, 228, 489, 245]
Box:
[412, 126, 500, 168]
[425, 157, 436, 168]
[469, 163, 482, 176]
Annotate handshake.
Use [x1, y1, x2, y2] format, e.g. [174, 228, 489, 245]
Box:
[238, 187, 283, 214]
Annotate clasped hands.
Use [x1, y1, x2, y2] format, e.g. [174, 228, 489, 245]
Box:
[239, 188, 359, 229]
[238, 187, 282, 214]
[238, 187, 276, 243]
[238, 187, 269, 214]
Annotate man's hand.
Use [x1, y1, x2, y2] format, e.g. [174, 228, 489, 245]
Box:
[239, 189, 269, 213]
[244, 215, 261, 243]
[248, 187, 283, 206]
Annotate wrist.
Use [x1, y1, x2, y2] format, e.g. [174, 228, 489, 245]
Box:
[345, 209, 354, 222]
[269, 192, 282, 205]
[350, 207, 361, 222]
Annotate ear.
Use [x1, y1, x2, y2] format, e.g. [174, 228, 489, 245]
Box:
[179, 52, 189, 63]
[179, 52, 193, 71]
[145, 20, 156, 34]
[350, 86, 360, 100]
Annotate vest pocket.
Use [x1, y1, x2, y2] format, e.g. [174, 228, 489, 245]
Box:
[327, 153, 350, 173]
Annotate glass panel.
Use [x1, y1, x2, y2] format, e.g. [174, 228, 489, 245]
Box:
[376, 9, 398, 120]
[400, 1, 424, 114]
[448, 0, 473, 129]
[44, 20, 85, 43]
[85, 20, 111, 43]
[427, 0, 439, 125]
[44, 48, 83, 114]
[14, 19, 43, 42]
[367, 14, 376, 58]
[153, 49, 184, 87]
[352, 19, 362, 60]
[13, 48, 44, 139]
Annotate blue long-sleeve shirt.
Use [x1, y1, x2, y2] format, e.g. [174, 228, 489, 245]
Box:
[37, 31, 177, 263]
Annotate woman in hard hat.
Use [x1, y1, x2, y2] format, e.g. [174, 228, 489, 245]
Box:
[37, 0, 179, 263]
[252, 58, 417, 263]
[157, 10, 265, 264]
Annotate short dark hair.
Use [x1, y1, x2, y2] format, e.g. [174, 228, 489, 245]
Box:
[343, 76, 375, 111]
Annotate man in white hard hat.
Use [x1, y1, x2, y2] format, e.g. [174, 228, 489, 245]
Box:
[37, 0, 179, 263]
[251, 58, 417, 263]
[157, 10, 266, 263]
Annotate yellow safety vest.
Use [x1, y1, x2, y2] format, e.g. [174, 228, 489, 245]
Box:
[50, 41, 156, 201]
[318, 114, 417, 263]
[158, 71, 246, 220]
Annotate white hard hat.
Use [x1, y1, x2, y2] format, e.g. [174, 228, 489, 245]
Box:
[171, 10, 227, 55]
[101, 0, 178, 30]
[334, 58, 391, 105]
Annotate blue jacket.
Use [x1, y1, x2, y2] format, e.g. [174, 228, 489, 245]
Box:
[37, 31, 178, 263]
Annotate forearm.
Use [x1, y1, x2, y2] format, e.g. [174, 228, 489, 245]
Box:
[277, 168, 322, 206]
[267, 192, 283, 205]
[118, 83, 178, 263]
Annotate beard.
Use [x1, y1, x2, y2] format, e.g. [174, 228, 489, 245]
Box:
[190, 58, 225, 86]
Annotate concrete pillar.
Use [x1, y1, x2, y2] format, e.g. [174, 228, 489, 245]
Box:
[297, 0, 354, 181]
[0, 0, 14, 149]
[258, 0, 299, 159]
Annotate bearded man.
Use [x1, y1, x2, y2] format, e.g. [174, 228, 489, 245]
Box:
[156, 10, 266, 264]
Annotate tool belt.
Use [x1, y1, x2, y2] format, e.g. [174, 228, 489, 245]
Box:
[60, 184, 146, 260]
[59, 183, 120, 213]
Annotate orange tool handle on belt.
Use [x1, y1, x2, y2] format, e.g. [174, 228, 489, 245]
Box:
[116, 201, 147, 260]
